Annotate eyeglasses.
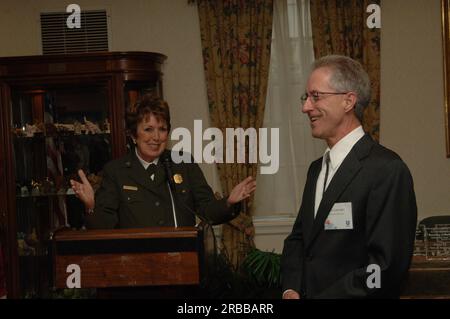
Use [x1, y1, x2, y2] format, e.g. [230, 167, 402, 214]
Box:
[300, 91, 349, 105]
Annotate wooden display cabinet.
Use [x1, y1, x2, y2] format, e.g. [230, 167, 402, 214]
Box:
[0, 52, 166, 298]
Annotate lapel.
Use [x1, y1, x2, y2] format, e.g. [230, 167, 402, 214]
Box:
[301, 160, 321, 243]
[304, 134, 374, 251]
[153, 161, 168, 187]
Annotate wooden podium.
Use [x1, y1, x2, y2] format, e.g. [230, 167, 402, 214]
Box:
[51, 227, 205, 290]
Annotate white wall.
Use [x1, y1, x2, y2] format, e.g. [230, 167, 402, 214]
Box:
[381, 0, 450, 221]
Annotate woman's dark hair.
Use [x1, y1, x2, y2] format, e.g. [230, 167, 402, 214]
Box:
[313, 55, 371, 123]
[126, 94, 171, 137]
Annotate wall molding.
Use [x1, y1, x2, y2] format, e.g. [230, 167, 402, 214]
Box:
[253, 215, 296, 253]
[253, 215, 296, 235]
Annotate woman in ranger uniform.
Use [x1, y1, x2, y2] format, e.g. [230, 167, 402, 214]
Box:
[70, 94, 256, 229]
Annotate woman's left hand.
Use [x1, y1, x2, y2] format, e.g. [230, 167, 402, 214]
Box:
[227, 176, 257, 206]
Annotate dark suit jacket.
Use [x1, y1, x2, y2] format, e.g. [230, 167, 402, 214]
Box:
[86, 149, 239, 229]
[281, 134, 417, 298]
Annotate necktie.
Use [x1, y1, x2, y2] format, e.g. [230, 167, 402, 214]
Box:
[323, 151, 330, 195]
[147, 163, 157, 181]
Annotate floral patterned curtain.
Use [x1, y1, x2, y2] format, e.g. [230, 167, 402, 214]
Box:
[197, 0, 273, 267]
[310, 0, 380, 140]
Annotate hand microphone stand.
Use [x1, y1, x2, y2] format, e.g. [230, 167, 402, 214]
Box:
[161, 153, 218, 289]
[161, 153, 209, 226]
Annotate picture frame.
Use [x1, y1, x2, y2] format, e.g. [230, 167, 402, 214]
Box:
[441, 0, 450, 157]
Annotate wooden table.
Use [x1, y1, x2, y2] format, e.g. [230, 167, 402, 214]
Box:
[401, 256, 450, 299]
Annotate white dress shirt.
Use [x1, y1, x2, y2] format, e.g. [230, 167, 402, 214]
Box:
[314, 126, 365, 217]
[135, 148, 159, 180]
[135, 148, 178, 226]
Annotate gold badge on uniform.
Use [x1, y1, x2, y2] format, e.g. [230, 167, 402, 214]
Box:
[173, 174, 183, 184]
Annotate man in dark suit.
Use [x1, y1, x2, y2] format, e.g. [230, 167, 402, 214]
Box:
[281, 55, 417, 299]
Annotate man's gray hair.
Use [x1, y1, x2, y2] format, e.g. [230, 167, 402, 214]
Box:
[313, 55, 371, 122]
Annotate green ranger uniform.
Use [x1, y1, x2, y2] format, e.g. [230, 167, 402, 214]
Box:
[85, 149, 239, 229]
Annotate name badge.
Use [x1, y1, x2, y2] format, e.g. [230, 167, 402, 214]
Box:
[123, 185, 138, 191]
[324, 202, 353, 230]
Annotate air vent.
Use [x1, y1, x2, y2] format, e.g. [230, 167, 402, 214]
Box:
[40, 10, 109, 55]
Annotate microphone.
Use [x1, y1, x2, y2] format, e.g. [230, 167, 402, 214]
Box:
[161, 152, 176, 191]
[160, 151, 209, 225]
[161, 152, 217, 286]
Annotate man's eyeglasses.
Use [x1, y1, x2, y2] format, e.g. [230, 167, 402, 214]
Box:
[300, 91, 349, 105]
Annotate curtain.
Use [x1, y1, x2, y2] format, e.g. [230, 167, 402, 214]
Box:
[254, 0, 325, 218]
[310, 0, 381, 140]
[197, 0, 273, 267]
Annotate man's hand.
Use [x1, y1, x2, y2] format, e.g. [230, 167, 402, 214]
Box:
[282, 290, 301, 299]
[226, 176, 257, 206]
[70, 169, 95, 210]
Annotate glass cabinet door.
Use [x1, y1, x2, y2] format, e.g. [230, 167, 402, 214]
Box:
[11, 85, 111, 298]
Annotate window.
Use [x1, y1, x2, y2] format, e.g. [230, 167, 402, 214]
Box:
[253, 0, 325, 217]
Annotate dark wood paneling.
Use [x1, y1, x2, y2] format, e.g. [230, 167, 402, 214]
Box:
[0, 52, 166, 78]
